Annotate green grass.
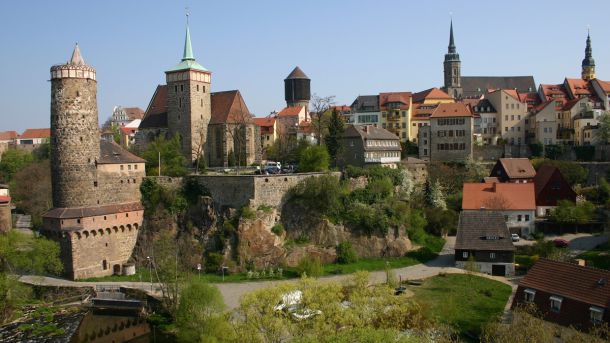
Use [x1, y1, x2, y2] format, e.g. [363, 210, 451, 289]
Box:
[577, 241, 610, 270]
[411, 274, 512, 339]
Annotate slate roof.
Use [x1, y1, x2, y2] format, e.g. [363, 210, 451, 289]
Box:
[342, 124, 399, 143]
[351, 95, 380, 112]
[462, 182, 536, 210]
[98, 140, 145, 164]
[20, 128, 51, 139]
[520, 258, 610, 308]
[455, 211, 515, 251]
[497, 158, 536, 179]
[461, 76, 536, 98]
[210, 90, 253, 125]
[43, 202, 144, 220]
[285, 66, 309, 79]
[472, 99, 496, 113]
[430, 103, 472, 118]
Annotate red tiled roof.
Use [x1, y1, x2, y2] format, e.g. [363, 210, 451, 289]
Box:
[562, 97, 584, 111]
[498, 158, 536, 179]
[298, 120, 314, 134]
[593, 79, 610, 93]
[0, 131, 18, 140]
[0, 196, 10, 204]
[144, 85, 168, 116]
[379, 92, 411, 110]
[278, 106, 304, 117]
[210, 90, 253, 124]
[520, 259, 610, 308]
[565, 78, 592, 97]
[43, 202, 143, 220]
[253, 117, 275, 128]
[430, 103, 472, 118]
[120, 127, 137, 135]
[20, 128, 50, 139]
[123, 107, 144, 120]
[539, 84, 568, 101]
[332, 105, 351, 112]
[412, 88, 452, 103]
[462, 182, 536, 210]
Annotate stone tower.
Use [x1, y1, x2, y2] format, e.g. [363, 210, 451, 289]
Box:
[284, 66, 311, 108]
[166, 19, 212, 163]
[50, 44, 100, 208]
[581, 30, 596, 81]
[443, 20, 462, 99]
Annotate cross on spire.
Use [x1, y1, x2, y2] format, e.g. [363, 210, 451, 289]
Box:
[182, 9, 195, 61]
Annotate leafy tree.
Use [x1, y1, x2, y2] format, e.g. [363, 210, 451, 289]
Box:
[400, 141, 419, 158]
[111, 123, 121, 144]
[298, 145, 330, 172]
[175, 278, 231, 342]
[544, 144, 564, 160]
[336, 241, 358, 264]
[595, 112, 610, 144]
[324, 108, 345, 166]
[464, 255, 480, 280]
[289, 175, 344, 217]
[424, 179, 446, 210]
[32, 142, 50, 161]
[532, 159, 588, 186]
[424, 208, 458, 236]
[0, 149, 34, 182]
[529, 143, 543, 158]
[574, 146, 595, 161]
[141, 135, 187, 177]
[10, 160, 52, 227]
[548, 200, 595, 224]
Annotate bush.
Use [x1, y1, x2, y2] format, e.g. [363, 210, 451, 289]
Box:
[544, 145, 564, 160]
[529, 143, 543, 158]
[257, 204, 274, 213]
[344, 165, 404, 186]
[181, 178, 210, 204]
[289, 175, 345, 218]
[574, 146, 595, 161]
[271, 223, 284, 236]
[296, 255, 323, 277]
[205, 252, 224, 273]
[298, 145, 330, 172]
[240, 206, 256, 220]
[336, 241, 358, 264]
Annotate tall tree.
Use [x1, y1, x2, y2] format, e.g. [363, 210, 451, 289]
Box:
[324, 108, 345, 166]
[141, 135, 187, 177]
[11, 160, 52, 227]
[595, 112, 610, 144]
[310, 94, 335, 146]
[0, 149, 34, 182]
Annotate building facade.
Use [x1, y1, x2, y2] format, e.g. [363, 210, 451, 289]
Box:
[43, 45, 145, 280]
[338, 125, 401, 168]
[418, 103, 473, 161]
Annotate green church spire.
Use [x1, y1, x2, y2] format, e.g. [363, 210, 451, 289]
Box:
[182, 13, 195, 61]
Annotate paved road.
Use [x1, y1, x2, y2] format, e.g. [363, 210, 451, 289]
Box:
[513, 232, 608, 255]
[20, 236, 515, 310]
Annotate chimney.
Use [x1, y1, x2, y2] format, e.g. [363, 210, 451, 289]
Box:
[575, 259, 586, 267]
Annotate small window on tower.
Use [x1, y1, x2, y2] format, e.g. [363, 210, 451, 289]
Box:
[203, 86, 206, 92]
[76, 91, 80, 97]
[80, 137, 83, 142]
[174, 85, 178, 92]
[94, 181, 98, 187]
[180, 85, 184, 92]
[201, 99, 203, 107]
[179, 98, 182, 108]
[197, 85, 199, 91]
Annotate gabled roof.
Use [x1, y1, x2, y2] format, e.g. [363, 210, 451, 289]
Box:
[539, 84, 569, 101]
[0, 131, 18, 140]
[253, 117, 275, 127]
[462, 183, 536, 210]
[342, 124, 399, 142]
[141, 85, 169, 129]
[533, 165, 576, 201]
[123, 107, 144, 120]
[455, 211, 515, 251]
[98, 140, 145, 164]
[564, 78, 592, 98]
[461, 76, 536, 98]
[210, 90, 253, 124]
[20, 128, 50, 139]
[496, 158, 536, 179]
[520, 259, 610, 308]
[412, 88, 452, 103]
[379, 92, 411, 110]
[278, 106, 305, 117]
[592, 79, 610, 93]
[285, 66, 309, 80]
[430, 103, 472, 118]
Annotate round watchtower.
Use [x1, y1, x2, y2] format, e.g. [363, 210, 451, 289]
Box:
[50, 44, 100, 208]
[284, 66, 310, 108]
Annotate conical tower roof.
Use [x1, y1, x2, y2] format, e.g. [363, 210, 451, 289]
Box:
[285, 66, 309, 80]
[167, 17, 208, 73]
[69, 43, 85, 65]
[448, 19, 456, 53]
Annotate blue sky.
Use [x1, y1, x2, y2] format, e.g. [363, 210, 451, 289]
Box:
[1, 0, 609, 132]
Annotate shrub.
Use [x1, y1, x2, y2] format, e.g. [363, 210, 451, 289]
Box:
[574, 146, 595, 161]
[336, 241, 358, 264]
[205, 252, 224, 273]
[296, 255, 323, 277]
[298, 145, 330, 172]
[289, 175, 345, 218]
[182, 178, 210, 204]
[529, 143, 543, 158]
[271, 223, 284, 236]
[240, 206, 256, 220]
[544, 144, 564, 160]
[257, 204, 274, 213]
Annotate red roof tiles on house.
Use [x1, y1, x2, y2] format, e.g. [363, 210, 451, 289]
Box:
[278, 106, 305, 117]
[0, 196, 10, 204]
[430, 103, 472, 118]
[379, 92, 411, 110]
[412, 88, 452, 103]
[123, 107, 145, 120]
[210, 90, 253, 125]
[497, 158, 536, 179]
[519, 258, 610, 308]
[0, 131, 18, 140]
[20, 128, 50, 139]
[462, 182, 536, 210]
[253, 117, 275, 127]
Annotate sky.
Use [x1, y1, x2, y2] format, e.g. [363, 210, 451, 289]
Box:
[1, 0, 610, 132]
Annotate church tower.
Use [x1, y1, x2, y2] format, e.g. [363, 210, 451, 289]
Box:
[581, 30, 596, 81]
[50, 44, 100, 208]
[443, 20, 462, 99]
[284, 66, 311, 108]
[166, 15, 212, 163]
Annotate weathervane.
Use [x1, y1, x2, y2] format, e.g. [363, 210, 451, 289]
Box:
[186, 6, 190, 25]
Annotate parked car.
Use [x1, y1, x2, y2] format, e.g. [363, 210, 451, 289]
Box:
[265, 166, 281, 174]
[553, 239, 569, 248]
[511, 233, 520, 242]
[265, 161, 281, 169]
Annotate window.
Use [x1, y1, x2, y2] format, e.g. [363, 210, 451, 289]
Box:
[490, 252, 496, 259]
[134, 164, 138, 170]
[511, 115, 515, 121]
[462, 251, 468, 259]
[524, 289, 536, 302]
[525, 215, 530, 221]
[590, 306, 604, 324]
[550, 296, 563, 312]
[128, 165, 132, 170]
[180, 85, 184, 92]
[93, 181, 98, 187]
[120, 165, 124, 171]
[518, 215, 522, 221]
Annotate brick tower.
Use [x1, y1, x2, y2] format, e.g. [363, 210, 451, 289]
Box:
[166, 18, 212, 163]
[44, 45, 146, 280]
[49, 44, 100, 208]
[443, 19, 462, 99]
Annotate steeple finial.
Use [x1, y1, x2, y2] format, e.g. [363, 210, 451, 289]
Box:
[448, 18, 456, 53]
[69, 43, 85, 65]
[582, 27, 595, 67]
[182, 8, 195, 61]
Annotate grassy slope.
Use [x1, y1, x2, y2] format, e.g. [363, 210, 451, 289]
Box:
[411, 274, 512, 338]
[577, 242, 610, 270]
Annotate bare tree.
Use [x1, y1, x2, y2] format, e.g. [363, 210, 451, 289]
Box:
[224, 102, 253, 174]
[191, 123, 207, 174]
[310, 94, 335, 146]
[483, 194, 511, 210]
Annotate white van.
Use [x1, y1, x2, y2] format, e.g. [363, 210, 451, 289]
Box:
[265, 161, 281, 169]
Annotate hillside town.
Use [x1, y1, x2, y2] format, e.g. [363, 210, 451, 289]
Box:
[0, 4, 609, 343]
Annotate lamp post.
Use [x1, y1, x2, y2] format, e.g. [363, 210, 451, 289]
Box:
[221, 265, 228, 282]
[147, 256, 153, 292]
[197, 263, 202, 279]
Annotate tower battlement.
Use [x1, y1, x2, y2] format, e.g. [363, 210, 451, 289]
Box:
[50, 44, 96, 81]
